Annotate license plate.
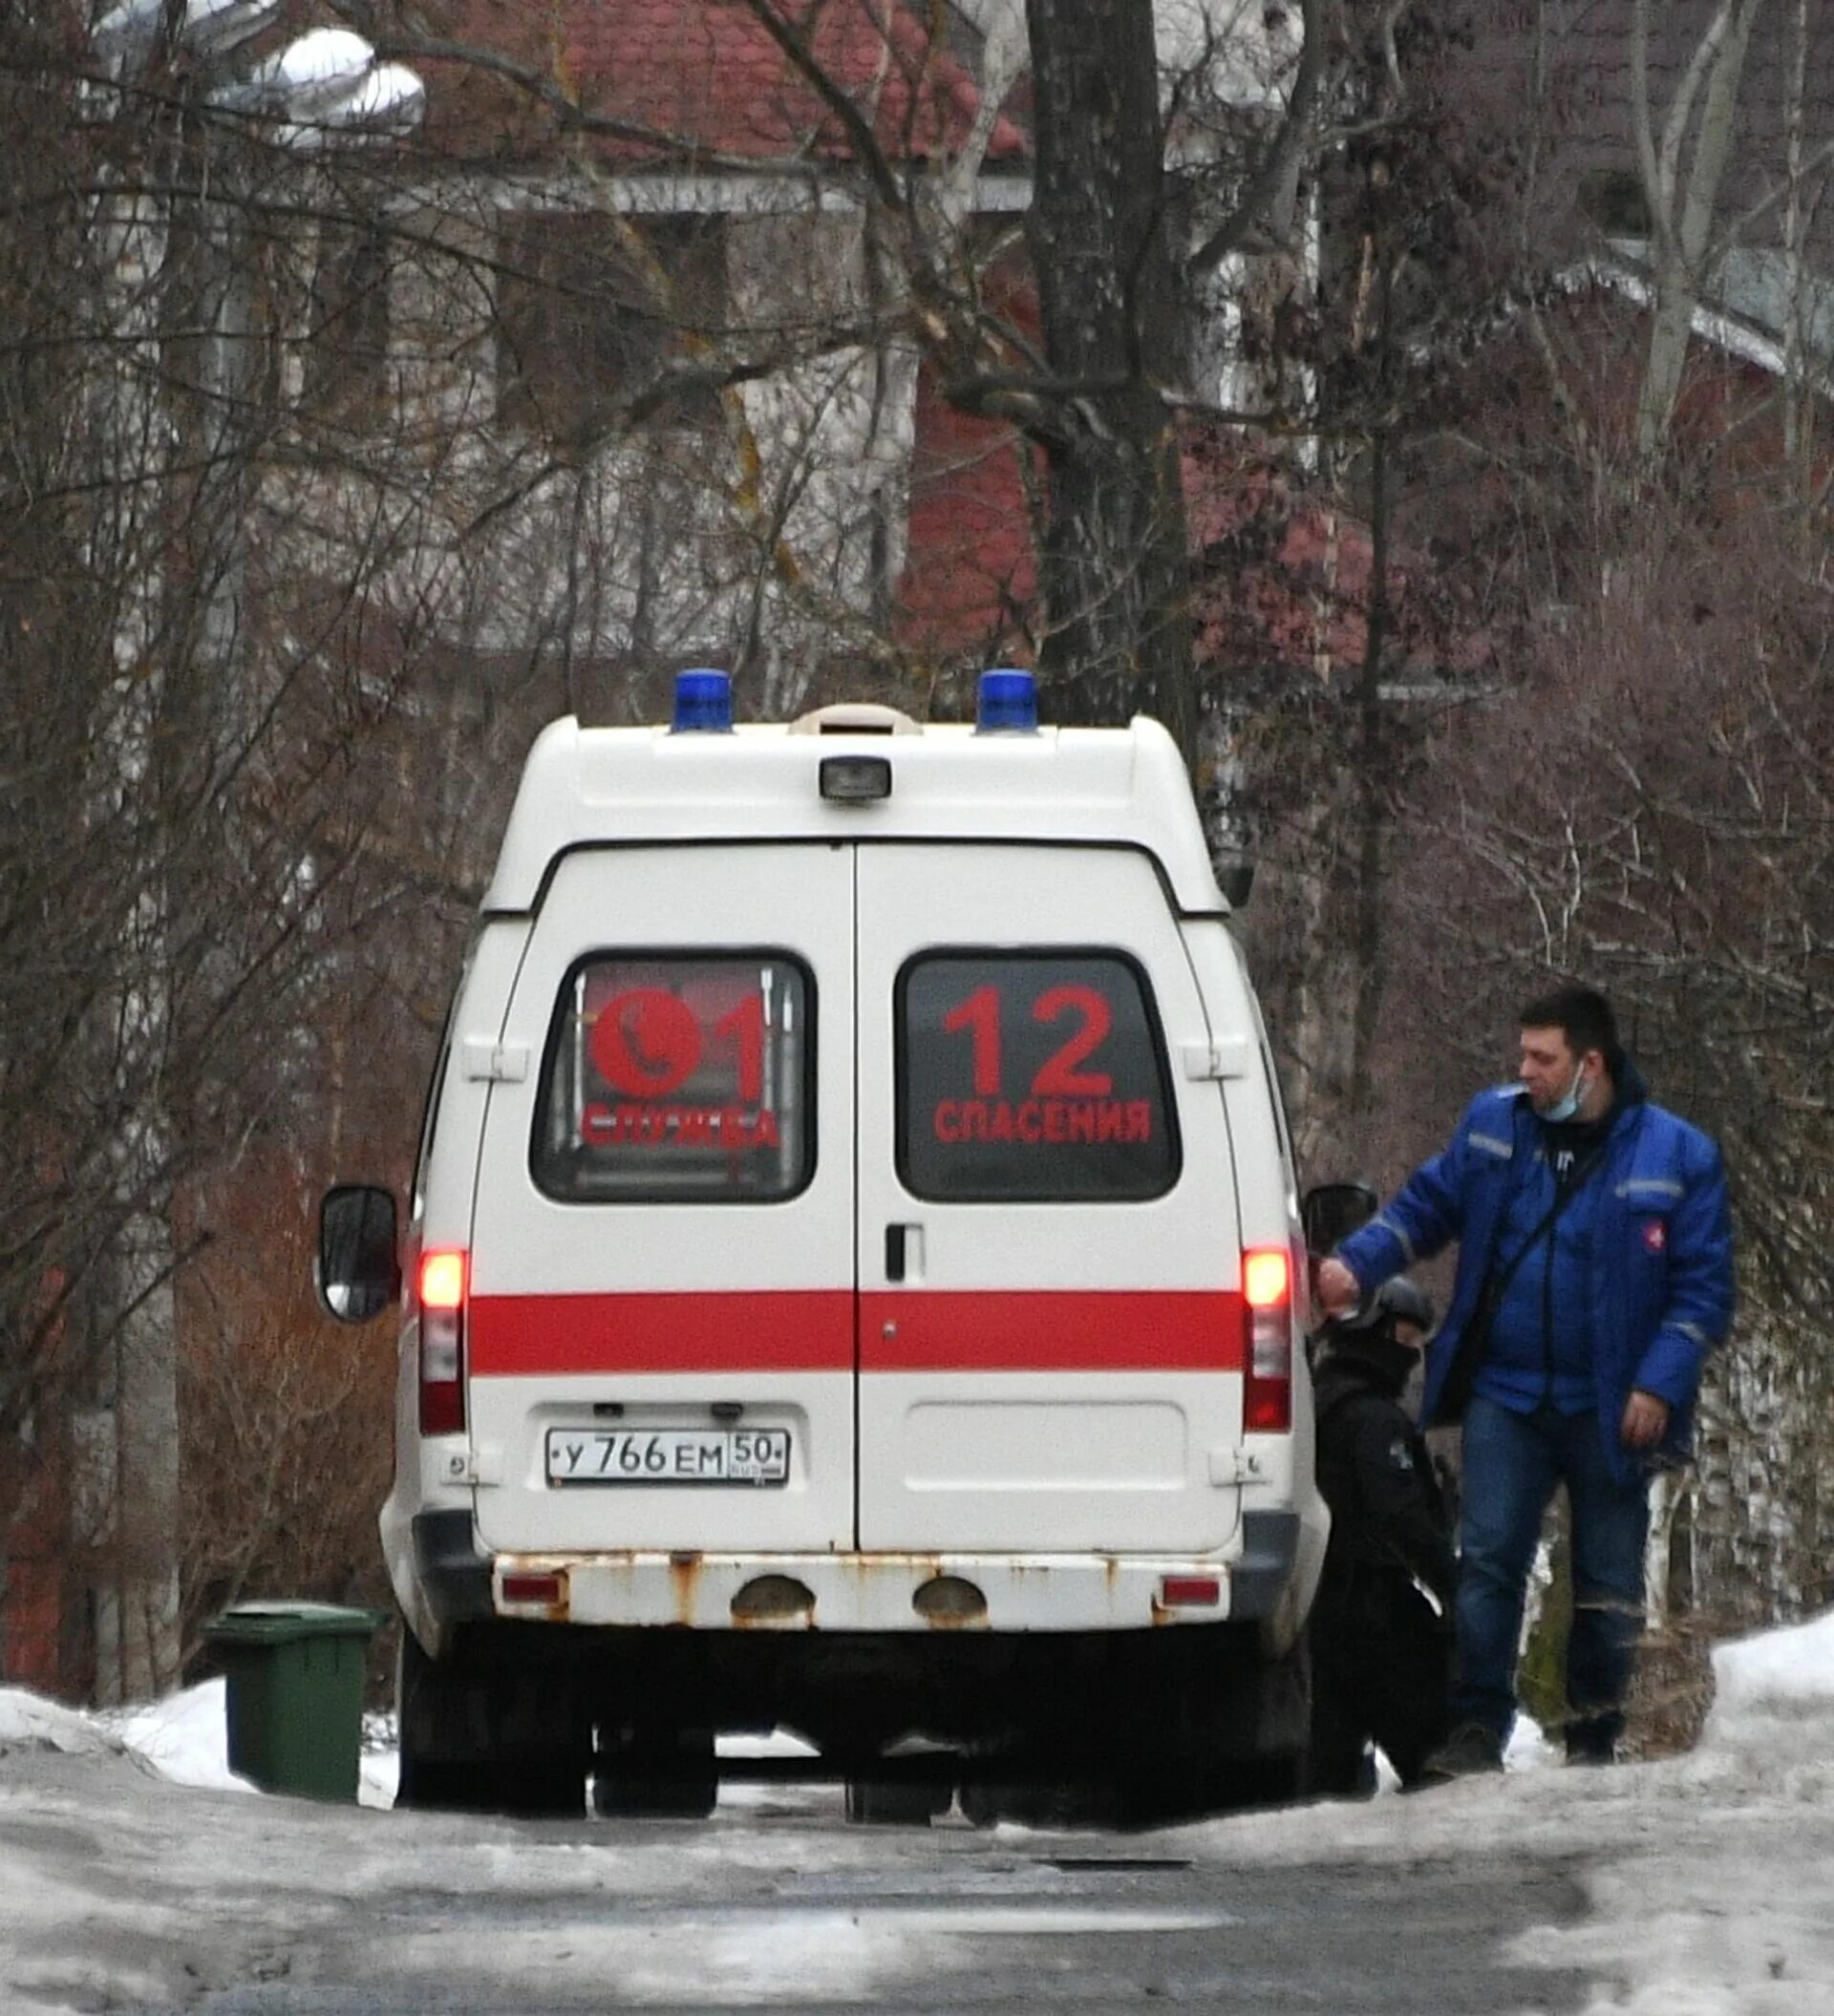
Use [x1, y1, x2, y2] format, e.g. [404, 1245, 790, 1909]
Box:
[545, 1427, 791, 1486]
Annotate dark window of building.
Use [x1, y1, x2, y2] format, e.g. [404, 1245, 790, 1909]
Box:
[303, 219, 392, 415]
[1578, 168, 1653, 239]
[497, 210, 728, 440]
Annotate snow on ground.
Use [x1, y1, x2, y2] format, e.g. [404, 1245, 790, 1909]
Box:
[3, 1612, 1834, 2012]
[95, 1678, 253, 1793]
[1162, 1614, 1834, 2016]
[0, 1689, 125, 1759]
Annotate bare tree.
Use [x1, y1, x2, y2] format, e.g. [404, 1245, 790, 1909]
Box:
[1631, 0, 1765, 457]
[1014, 0, 1193, 756]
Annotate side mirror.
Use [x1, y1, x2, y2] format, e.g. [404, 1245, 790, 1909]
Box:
[317, 1183, 400, 1323]
[1301, 1180, 1379, 1259]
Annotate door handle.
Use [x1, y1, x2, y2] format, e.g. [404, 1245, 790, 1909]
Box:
[884, 1223, 924, 1283]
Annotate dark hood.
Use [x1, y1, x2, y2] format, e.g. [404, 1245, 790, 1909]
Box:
[1612, 1052, 1650, 1110]
[1314, 1335, 1417, 1407]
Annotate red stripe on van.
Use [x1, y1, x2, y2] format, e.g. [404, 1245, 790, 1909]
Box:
[862, 1290, 1247, 1372]
[468, 1289, 1245, 1375]
[469, 1291, 853, 1375]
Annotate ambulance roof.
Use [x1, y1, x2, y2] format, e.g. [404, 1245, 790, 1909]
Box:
[482, 711, 1230, 916]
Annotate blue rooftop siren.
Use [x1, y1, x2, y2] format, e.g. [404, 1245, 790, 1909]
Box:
[975, 667, 1039, 733]
[671, 668, 734, 732]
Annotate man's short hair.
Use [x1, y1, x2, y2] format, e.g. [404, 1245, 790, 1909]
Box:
[1520, 983, 1623, 1073]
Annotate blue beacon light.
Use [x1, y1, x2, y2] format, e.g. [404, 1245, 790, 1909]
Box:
[672, 668, 734, 732]
[975, 667, 1038, 733]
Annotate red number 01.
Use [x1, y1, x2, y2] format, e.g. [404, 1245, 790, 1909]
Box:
[591, 987, 764, 1101]
[940, 983, 1114, 1097]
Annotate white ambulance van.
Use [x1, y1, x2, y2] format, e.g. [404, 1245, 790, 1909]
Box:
[318, 669, 1328, 1822]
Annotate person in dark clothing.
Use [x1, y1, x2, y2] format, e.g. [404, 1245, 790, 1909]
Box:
[1307, 1276, 1457, 1796]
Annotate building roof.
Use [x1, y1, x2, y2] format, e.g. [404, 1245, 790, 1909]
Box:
[1571, 243, 1834, 388]
[418, 0, 1028, 169]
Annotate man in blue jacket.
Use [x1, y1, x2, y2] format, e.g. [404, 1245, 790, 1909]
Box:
[1316, 985, 1734, 1777]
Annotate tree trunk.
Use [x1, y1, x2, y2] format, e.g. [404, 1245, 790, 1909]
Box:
[1023, 0, 1196, 763]
[78, 185, 183, 1707]
[1631, 0, 1763, 460]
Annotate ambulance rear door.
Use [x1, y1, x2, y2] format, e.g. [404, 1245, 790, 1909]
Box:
[465, 844, 855, 1556]
[854, 843, 1246, 1555]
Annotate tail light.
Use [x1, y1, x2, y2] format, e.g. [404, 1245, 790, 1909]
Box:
[1242, 1246, 1292, 1432]
[416, 1248, 467, 1436]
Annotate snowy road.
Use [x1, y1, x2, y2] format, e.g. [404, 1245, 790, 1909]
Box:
[3, 1748, 1589, 2014]
[6, 1611, 1834, 2014]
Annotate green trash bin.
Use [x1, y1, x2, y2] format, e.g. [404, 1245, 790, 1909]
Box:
[204, 1602, 386, 1801]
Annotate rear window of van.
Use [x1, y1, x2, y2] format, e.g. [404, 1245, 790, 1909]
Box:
[897, 951, 1179, 1201]
[532, 953, 814, 1202]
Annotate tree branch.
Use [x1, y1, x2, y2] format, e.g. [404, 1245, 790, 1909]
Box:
[1185, 0, 1332, 280]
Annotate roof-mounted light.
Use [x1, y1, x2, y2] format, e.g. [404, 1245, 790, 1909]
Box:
[819, 754, 892, 803]
[975, 667, 1038, 734]
[672, 668, 734, 733]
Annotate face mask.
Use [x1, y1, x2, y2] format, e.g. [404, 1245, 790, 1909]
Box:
[1544, 1061, 1588, 1123]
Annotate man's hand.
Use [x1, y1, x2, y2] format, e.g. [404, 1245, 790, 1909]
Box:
[1315, 1257, 1361, 1317]
[1620, 1390, 1671, 1451]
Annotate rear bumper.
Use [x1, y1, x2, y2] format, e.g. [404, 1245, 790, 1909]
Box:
[415, 1508, 1303, 1632]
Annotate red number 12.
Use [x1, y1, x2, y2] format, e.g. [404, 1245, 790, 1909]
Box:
[942, 986, 1003, 1094]
[941, 983, 1114, 1097]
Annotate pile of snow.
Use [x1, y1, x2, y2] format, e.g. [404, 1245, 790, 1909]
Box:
[96, 1680, 402, 1806]
[1504, 1613, 1834, 2016]
[1707, 1607, 1834, 1730]
[96, 1678, 254, 1793]
[0, 1690, 125, 1759]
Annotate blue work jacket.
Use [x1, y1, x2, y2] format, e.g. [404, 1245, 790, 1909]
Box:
[1335, 1074, 1735, 1483]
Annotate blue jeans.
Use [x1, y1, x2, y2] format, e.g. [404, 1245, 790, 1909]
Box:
[1453, 1394, 1651, 1745]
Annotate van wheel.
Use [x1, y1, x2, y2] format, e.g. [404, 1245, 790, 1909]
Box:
[395, 1626, 476, 1812]
[842, 1774, 949, 1826]
[483, 1760, 588, 1818]
[1177, 1632, 1312, 1815]
[957, 1775, 1001, 1829]
[394, 1754, 476, 1812]
[395, 1625, 586, 1816]
[402, 1758, 584, 1818]
[591, 1727, 718, 1819]
[1226, 1747, 1307, 1809]
[1220, 1632, 1311, 1810]
[957, 1751, 1106, 1830]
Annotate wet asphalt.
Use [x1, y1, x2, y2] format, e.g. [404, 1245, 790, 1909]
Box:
[131, 1809, 1597, 2014]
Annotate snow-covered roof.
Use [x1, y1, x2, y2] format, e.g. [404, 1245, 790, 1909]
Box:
[1567, 245, 1834, 392]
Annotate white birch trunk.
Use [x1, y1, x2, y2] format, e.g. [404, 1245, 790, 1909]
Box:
[1645, 1468, 1680, 1632]
[1631, 0, 1766, 459]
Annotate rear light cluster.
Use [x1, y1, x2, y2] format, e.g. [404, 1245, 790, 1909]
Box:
[1241, 1246, 1292, 1432]
[501, 1572, 565, 1606]
[417, 1248, 467, 1436]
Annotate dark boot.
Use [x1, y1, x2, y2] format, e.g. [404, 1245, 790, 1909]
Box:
[1563, 1716, 1621, 1766]
[1418, 1720, 1504, 1784]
